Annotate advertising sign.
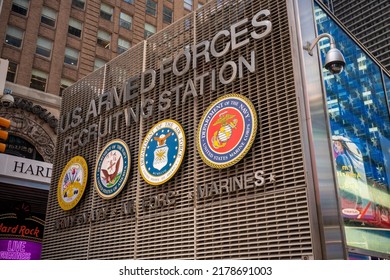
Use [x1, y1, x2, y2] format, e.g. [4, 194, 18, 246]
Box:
[0, 239, 42, 260]
[332, 135, 390, 254]
[0, 203, 44, 260]
[0, 154, 52, 184]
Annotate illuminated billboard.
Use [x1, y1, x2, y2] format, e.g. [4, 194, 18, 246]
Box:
[0, 239, 42, 260]
[315, 2, 390, 255]
[0, 202, 45, 260]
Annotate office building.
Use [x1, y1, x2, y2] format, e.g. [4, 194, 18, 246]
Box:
[322, 0, 390, 71]
[0, 0, 206, 96]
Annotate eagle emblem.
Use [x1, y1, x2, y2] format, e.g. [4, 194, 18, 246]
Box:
[57, 156, 88, 211]
[94, 139, 131, 199]
[139, 120, 186, 186]
[153, 132, 172, 170]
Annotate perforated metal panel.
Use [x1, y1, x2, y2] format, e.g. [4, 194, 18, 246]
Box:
[42, 0, 314, 259]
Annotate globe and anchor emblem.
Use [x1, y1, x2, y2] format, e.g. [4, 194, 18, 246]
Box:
[211, 113, 238, 149]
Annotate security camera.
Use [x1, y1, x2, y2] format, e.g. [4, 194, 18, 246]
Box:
[304, 33, 346, 75]
[324, 47, 346, 74]
[0, 94, 14, 108]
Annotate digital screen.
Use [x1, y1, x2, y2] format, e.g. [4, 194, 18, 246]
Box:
[315, 2, 390, 255]
[332, 136, 390, 228]
[0, 239, 42, 260]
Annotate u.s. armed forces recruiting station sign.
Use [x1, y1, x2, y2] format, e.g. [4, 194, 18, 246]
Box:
[58, 10, 272, 154]
[57, 156, 88, 211]
[53, 8, 276, 230]
[139, 120, 186, 185]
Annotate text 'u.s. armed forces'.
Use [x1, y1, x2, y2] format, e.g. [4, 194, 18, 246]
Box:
[60, 10, 272, 153]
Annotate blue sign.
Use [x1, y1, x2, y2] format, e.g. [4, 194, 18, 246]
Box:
[139, 120, 186, 185]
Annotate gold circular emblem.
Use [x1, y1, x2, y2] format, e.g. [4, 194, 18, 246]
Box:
[197, 94, 258, 169]
[139, 119, 186, 186]
[94, 139, 131, 199]
[57, 156, 88, 211]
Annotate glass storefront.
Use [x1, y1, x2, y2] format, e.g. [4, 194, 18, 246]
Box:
[5, 135, 44, 161]
[314, 2, 390, 255]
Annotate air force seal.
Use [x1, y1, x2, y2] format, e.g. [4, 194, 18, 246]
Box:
[139, 119, 186, 186]
[94, 139, 130, 199]
[197, 94, 257, 169]
[57, 156, 88, 211]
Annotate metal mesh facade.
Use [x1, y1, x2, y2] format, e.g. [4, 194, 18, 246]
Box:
[42, 0, 315, 259]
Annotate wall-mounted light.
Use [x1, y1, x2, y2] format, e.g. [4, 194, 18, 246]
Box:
[304, 33, 346, 74]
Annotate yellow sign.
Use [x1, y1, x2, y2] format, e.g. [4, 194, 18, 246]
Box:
[57, 156, 88, 210]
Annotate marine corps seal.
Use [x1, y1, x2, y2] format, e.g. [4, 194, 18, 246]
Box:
[197, 94, 257, 169]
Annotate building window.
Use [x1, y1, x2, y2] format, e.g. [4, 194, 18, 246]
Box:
[6, 62, 17, 83]
[146, 0, 157, 16]
[123, 0, 134, 4]
[184, 0, 193, 11]
[12, 0, 29, 16]
[97, 30, 111, 49]
[36, 37, 52, 58]
[64, 47, 79, 66]
[100, 3, 113, 21]
[60, 79, 74, 96]
[72, 0, 85, 10]
[94, 58, 107, 71]
[41, 6, 57, 27]
[163, 6, 173, 23]
[118, 38, 131, 54]
[30, 69, 47, 91]
[144, 23, 156, 39]
[68, 18, 82, 38]
[5, 26, 23, 48]
[119, 12, 132, 30]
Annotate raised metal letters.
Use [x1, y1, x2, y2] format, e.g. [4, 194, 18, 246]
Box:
[59, 10, 272, 154]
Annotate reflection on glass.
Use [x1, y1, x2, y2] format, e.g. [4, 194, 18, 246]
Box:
[314, 2, 390, 255]
[384, 74, 390, 113]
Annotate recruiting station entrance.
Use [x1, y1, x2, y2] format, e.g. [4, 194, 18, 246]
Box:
[41, 0, 390, 259]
